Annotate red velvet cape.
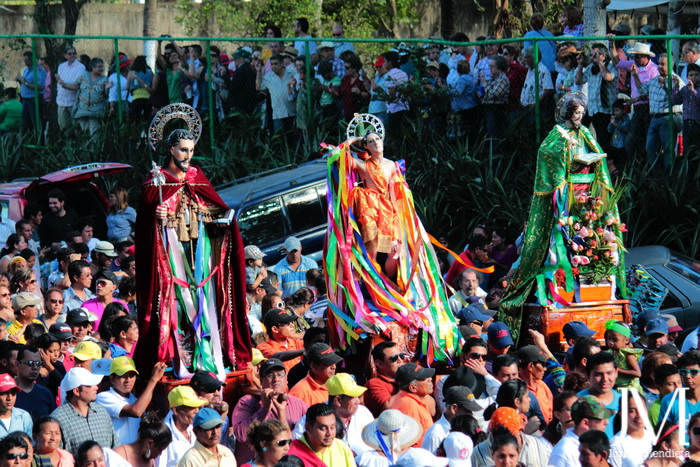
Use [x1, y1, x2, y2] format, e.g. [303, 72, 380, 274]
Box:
[134, 165, 251, 373]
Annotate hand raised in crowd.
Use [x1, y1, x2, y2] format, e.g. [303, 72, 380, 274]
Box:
[629, 64, 638, 76]
[39, 347, 55, 372]
[463, 355, 488, 376]
[150, 362, 167, 382]
[576, 53, 585, 67]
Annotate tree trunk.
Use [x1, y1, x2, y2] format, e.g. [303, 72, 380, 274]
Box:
[583, 0, 609, 37]
[667, 0, 682, 63]
[440, 0, 456, 39]
[143, 0, 158, 73]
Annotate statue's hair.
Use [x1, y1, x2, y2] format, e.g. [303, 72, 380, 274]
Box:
[159, 129, 195, 164]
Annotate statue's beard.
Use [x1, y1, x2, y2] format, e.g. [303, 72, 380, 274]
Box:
[175, 158, 190, 172]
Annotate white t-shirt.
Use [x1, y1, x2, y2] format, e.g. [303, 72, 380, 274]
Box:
[155, 410, 196, 467]
[547, 429, 580, 467]
[104, 448, 131, 467]
[421, 414, 450, 454]
[609, 431, 655, 467]
[108, 73, 130, 103]
[96, 388, 139, 444]
[56, 60, 86, 107]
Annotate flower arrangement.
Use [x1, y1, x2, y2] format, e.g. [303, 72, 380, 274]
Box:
[559, 185, 626, 285]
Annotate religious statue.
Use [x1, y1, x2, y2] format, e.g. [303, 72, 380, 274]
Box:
[500, 93, 626, 344]
[135, 104, 251, 377]
[325, 114, 459, 362]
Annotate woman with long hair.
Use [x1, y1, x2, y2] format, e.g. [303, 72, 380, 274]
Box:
[36, 332, 65, 399]
[9, 268, 37, 295]
[106, 187, 136, 244]
[487, 227, 518, 280]
[541, 391, 578, 453]
[127, 55, 154, 121]
[0, 234, 27, 273]
[484, 379, 532, 427]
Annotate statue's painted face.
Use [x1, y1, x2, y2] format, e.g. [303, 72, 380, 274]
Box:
[364, 133, 384, 155]
[170, 139, 195, 173]
[570, 105, 585, 129]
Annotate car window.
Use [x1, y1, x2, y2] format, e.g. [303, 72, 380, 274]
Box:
[667, 254, 700, 286]
[238, 197, 287, 246]
[0, 201, 8, 220]
[283, 186, 325, 234]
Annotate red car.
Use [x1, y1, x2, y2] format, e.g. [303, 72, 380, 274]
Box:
[0, 163, 132, 241]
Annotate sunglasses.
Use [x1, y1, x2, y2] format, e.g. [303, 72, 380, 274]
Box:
[5, 453, 28, 460]
[469, 352, 487, 360]
[470, 320, 484, 326]
[332, 33, 343, 37]
[275, 439, 293, 447]
[693, 427, 700, 436]
[49, 299, 64, 304]
[0, 293, 8, 298]
[679, 369, 700, 378]
[274, 302, 285, 309]
[387, 353, 406, 363]
[27, 279, 37, 284]
[96, 280, 111, 287]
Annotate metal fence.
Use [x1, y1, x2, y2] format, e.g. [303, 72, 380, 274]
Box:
[0, 33, 698, 171]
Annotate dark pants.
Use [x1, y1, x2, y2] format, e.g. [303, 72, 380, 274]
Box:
[483, 104, 506, 139]
[591, 112, 612, 150]
[684, 119, 700, 173]
[21, 98, 43, 134]
[625, 103, 650, 163]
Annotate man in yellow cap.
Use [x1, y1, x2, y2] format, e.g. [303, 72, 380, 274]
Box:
[96, 356, 167, 444]
[292, 372, 375, 455]
[155, 385, 208, 467]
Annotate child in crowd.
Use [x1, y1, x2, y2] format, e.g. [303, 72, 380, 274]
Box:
[604, 320, 643, 393]
[607, 99, 630, 173]
[244, 245, 268, 289]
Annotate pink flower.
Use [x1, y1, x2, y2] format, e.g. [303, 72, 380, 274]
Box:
[579, 227, 589, 237]
[593, 255, 599, 260]
[579, 256, 590, 265]
[571, 256, 582, 266]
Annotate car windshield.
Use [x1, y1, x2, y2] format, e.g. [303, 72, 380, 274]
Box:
[667, 252, 700, 286]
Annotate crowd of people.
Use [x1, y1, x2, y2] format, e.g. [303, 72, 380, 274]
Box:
[4, 12, 700, 168]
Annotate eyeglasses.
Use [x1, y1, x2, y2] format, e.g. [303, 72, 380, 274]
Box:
[275, 439, 293, 447]
[333, 33, 343, 37]
[263, 371, 286, 380]
[679, 369, 700, 378]
[470, 320, 484, 326]
[469, 352, 487, 360]
[21, 360, 42, 367]
[5, 453, 28, 460]
[49, 299, 64, 304]
[387, 353, 406, 363]
[503, 51, 511, 56]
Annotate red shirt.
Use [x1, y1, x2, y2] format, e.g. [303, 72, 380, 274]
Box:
[365, 374, 398, 417]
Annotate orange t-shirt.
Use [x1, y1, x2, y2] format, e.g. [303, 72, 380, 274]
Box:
[288, 374, 329, 406]
[390, 391, 433, 446]
[257, 337, 304, 372]
[529, 379, 553, 423]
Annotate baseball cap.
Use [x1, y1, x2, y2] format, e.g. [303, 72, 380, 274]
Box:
[193, 407, 224, 429]
[458, 305, 491, 323]
[517, 345, 547, 365]
[244, 245, 266, 260]
[373, 56, 385, 67]
[572, 395, 615, 420]
[191, 371, 226, 393]
[94, 241, 118, 257]
[646, 318, 669, 336]
[94, 269, 118, 285]
[459, 325, 478, 339]
[657, 343, 680, 357]
[60, 367, 103, 394]
[233, 48, 252, 60]
[395, 362, 436, 387]
[110, 356, 139, 376]
[563, 320, 597, 340]
[259, 277, 279, 294]
[444, 386, 483, 412]
[444, 432, 474, 467]
[283, 236, 302, 253]
[90, 358, 113, 376]
[0, 374, 19, 393]
[259, 358, 285, 377]
[71, 341, 102, 361]
[326, 373, 366, 397]
[636, 309, 660, 330]
[49, 323, 75, 341]
[11, 292, 41, 312]
[168, 386, 209, 408]
[263, 309, 296, 328]
[251, 348, 267, 366]
[662, 314, 683, 333]
[487, 322, 514, 349]
[307, 343, 343, 366]
[66, 308, 96, 325]
[426, 60, 439, 69]
[318, 41, 336, 49]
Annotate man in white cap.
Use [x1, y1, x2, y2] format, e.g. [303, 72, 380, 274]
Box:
[272, 236, 318, 297]
[51, 367, 118, 455]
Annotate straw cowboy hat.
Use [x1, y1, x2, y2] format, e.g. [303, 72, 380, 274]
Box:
[627, 42, 655, 57]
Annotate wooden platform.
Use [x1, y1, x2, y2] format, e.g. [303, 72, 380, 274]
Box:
[521, 300, 631, 351]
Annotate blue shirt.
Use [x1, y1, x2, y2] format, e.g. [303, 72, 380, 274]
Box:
[273, 255, 318, 297]
[450, 73, 478, 111]
[21, 66, 48, 99]
[659, 388, 700, 427]
[0, 408, 33, 439]
[105, 206, 136, 241]
[578, 388, 621, 439]
[523, 29, 557, 73]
